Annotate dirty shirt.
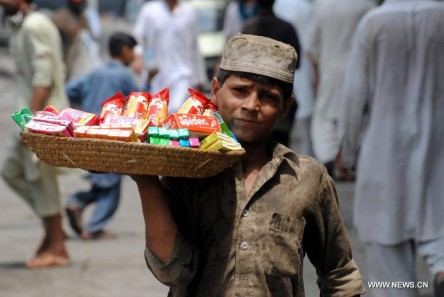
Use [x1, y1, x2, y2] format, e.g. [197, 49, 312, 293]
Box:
[144, 142, 365, 297]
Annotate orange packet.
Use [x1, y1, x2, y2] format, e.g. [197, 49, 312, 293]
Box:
[161, 113, 221, 138]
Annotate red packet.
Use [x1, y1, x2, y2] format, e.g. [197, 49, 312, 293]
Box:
[122, 92, 151, 120]
[147, 88, 169, 127]
[100, 92, 126, 122]
[177, 88, 209, 115]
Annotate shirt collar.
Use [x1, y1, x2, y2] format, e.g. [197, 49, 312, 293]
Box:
[269, 141, 300, 173]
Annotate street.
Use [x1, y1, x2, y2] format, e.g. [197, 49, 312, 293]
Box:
[0, 44, 434, 297]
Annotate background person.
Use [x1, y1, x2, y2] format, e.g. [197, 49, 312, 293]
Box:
[223, 0, 258, 40]
[306, 0, 375, 177]
[52, 0, 101, 82]
[339, 1, 444, 296]
[64, 32, 140, 240]
[0, 0, 69, 268]
[132, 0, 207, 113]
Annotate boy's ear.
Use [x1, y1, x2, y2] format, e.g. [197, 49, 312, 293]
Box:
[211, 77, 221, 105]
[279, 94, 295, 120]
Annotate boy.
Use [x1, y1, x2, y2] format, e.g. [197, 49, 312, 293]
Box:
[132, 34, 365, 296]
[65, 32, 139, 240]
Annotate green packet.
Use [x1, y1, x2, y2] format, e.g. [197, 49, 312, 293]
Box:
[12, 107, 33, 131]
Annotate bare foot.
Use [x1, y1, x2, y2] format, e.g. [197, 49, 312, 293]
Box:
[25, 253, 70, 269]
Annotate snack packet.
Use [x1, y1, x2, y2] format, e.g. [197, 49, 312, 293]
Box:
[177, 88, 209, 115]
[147, 88, 169, 127]
[12, 107, 33, 131]
[59, 108, 99, 127]
[122, 92, 151, 120]
[202, 101, 218, 116]
[100, 92, 126, 122]
[26, 120, 73, 137]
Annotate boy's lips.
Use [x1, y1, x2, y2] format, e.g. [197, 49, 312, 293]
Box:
[236, 118, 259, 127]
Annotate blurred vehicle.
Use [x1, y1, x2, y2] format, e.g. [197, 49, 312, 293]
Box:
[185, 0, 227, 82]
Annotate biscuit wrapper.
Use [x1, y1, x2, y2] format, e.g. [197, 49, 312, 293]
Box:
[147, 88, 169, 127]
[100, 92, 125, 121]
[26, 120, 73, 137]
[177, 88, 209, 115]
[122, 92, 151, 120]
[59, 108, 99, 127]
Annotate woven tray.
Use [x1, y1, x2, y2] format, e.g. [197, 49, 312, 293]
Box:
[20, 131, 245, 177]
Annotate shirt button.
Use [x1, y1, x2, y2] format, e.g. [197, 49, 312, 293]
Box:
[242, 209, 249, 217]
[240, 241, 249, 250]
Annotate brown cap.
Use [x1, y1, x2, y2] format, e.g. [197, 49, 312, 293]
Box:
[220, 34, 297, 84]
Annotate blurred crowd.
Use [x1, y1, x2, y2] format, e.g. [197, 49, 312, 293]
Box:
[0, 0, 443, 296]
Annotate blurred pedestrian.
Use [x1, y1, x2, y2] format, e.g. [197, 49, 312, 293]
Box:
[223, 0, 258, 40]
[273, 0, 314, 156]
[132, 0, 207, 113]
[64, 32, 140, 240]
[241, 0, 301, 147]
[306, 0, 375, 177]
[0, 0, 70, 268]
[52, 0, 101, 82]
[338, 1, 444, 296]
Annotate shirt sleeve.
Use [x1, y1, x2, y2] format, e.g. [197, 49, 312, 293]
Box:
[23, 26, 55, 88]
[305, 172, 366, 296]
[144, 232, 199, 287]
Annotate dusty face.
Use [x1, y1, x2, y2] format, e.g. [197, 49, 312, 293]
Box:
[212, 75, 292, 145]
[0, 0, 20, 16]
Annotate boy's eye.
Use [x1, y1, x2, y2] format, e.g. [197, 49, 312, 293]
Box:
[233, 87, 248, 95]
[261, 93, 279, 103]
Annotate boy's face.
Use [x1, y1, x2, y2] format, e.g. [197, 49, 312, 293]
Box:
[212, 75, 293, 145]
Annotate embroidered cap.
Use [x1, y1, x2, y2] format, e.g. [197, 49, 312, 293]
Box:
[219, 34, 297, 84]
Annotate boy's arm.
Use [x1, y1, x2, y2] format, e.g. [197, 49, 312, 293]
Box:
[134, 175, 177, 262]
[133, 175, 198, 287]
[304, 172, 365, 296]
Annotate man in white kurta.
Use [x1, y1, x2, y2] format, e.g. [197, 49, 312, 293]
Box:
[132, 0, 207, 113]
[306, 0, 374, 174]
[339, 1, 444, 296]
[0, 0, 69, 268]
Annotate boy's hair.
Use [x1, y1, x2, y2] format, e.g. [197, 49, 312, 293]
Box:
[215, 68, 294, 101]
[108, 32, 137, 58]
